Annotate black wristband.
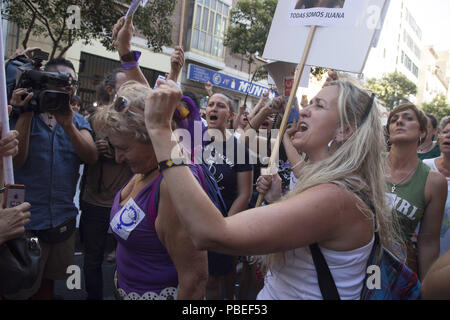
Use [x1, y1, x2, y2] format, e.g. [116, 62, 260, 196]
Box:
[158, 158, 188, 172]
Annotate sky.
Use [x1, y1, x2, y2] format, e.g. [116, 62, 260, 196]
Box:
[407, 0, 450, 51]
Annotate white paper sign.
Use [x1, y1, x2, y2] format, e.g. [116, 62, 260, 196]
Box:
[110, 198, 146, 240]
[264, 0, 387, 74]
[371, 0, 390, 47]
[289, 0, 347, 27]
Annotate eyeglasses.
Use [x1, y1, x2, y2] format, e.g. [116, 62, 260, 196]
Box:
[113, 95, 143, 115]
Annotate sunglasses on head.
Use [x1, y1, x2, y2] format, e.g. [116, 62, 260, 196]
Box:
[112, 94, 192, 120]
[113, 95, 143, 115]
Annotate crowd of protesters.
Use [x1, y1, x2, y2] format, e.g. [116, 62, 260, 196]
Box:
[1, 15, 450, 300]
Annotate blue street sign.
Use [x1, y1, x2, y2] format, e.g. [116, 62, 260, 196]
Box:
[187, 64, 272, 99]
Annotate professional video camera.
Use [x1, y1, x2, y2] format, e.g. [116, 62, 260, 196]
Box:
[6, 50, 74, 114]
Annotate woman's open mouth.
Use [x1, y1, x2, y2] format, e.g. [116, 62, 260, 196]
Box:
[299, 123, 308, 132]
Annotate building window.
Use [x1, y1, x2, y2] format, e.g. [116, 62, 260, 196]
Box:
[403, 30, 421, 59]
[411, 64, 419, 78]
[190, 0, 230, 59]
[401, 51, 419, 78]
[404, 8, 422, 40]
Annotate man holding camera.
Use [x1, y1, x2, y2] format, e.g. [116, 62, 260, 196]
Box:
[8, 57, 97, 300]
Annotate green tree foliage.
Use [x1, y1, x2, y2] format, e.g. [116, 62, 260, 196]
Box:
[365, 72, 417, 110]
[1, 0, 177, 59]
[224, 0, 277, 63]
[422, 94, 450, 122]
[224, 0, 277, 77]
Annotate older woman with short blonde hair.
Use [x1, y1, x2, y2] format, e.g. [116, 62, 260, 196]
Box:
[92, 81, 208, 300]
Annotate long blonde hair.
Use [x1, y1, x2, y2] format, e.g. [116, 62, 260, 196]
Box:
[262, 79, 404, 269]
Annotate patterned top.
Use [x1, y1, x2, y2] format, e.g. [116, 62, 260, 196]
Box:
[110, 174, 178, 299]
[386, 161, 430, 242]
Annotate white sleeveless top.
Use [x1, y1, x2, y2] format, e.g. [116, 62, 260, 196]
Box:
[257, 237, 375, 300]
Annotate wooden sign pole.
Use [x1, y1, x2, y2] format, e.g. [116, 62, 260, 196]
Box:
[179, 0, 186, 47]
[255, 25, 317, 208]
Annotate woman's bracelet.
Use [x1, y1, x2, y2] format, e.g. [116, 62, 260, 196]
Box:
[158, 158, 188, 172]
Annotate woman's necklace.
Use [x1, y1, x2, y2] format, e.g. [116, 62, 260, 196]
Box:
[389, 163, 418, 193]
[138, 165, 160, 182]
[418, 141, 435, 153]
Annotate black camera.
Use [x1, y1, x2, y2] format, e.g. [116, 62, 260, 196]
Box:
[6, 50, 73, 114]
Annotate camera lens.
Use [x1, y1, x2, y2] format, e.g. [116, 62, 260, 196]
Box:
[40, 90, 70, 113]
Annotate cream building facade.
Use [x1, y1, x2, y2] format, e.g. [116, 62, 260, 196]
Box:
[3, 0, 269, 112]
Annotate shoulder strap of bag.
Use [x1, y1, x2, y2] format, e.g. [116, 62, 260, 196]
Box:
[309, 243, 341, 300]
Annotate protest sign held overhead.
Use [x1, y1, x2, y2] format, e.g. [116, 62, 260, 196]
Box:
[264, 0, 388, 73]
[289, 0, 347, 27]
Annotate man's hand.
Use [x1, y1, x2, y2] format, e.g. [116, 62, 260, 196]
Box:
[269, 96, 286, 115]
[323, 70, 338, 87]
[168, 46, 184, 81]
[112, 16, 135, 57]
[0, 125, 19, 159]
[53, 108, 74, 131]
[204, 81, 214, 96]
[95, 139, 114, 159]
[10, 88, 33, 107]
[0, 202, 31, 245]
[301, 95, 309, 108]
[9, 47, 42, 60]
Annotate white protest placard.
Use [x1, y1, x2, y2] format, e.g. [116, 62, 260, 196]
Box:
[264, 61, 310, 96]
[289, 0, 347, 27]
[263, 0, 387, 74]
[372, 0, 390, 47]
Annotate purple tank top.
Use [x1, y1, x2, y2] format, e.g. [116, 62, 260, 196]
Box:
[110, 173, 178, 297]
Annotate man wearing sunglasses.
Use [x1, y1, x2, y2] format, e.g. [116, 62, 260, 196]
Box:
[8, 57, 98, 300]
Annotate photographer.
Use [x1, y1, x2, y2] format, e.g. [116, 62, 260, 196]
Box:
[8, 57, 97, 300]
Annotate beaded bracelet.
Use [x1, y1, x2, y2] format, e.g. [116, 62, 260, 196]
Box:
[158, 158, 188, 172]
